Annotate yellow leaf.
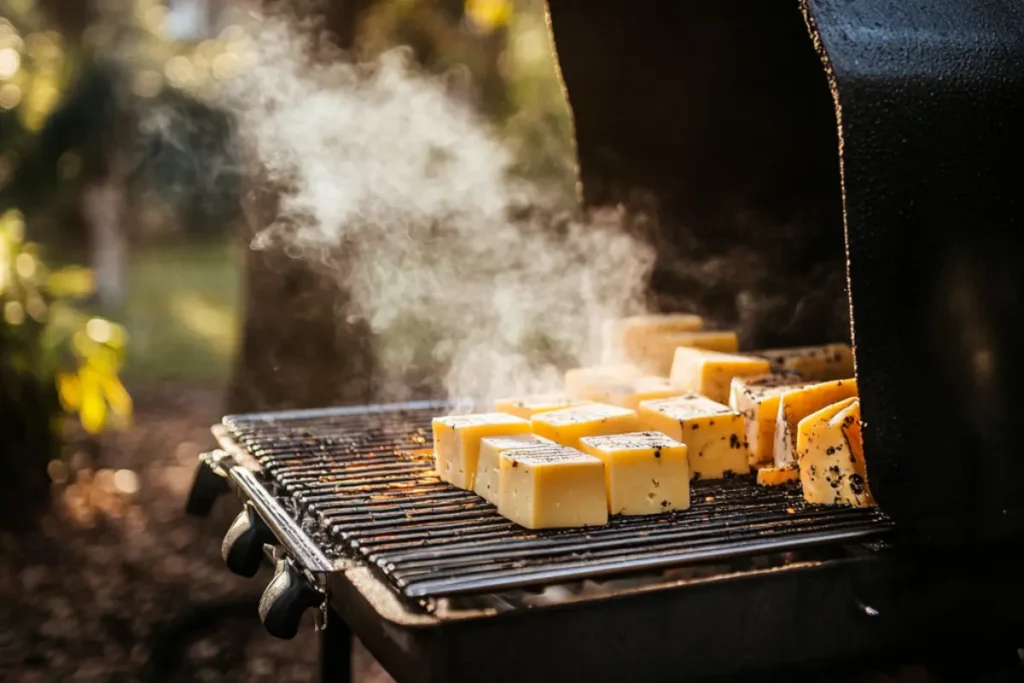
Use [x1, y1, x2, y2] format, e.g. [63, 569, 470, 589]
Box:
[100, 374, 133, 421]
[79, 369, 106, 434]
[56, 371, 81, 411]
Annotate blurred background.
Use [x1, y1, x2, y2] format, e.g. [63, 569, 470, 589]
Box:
[0, 0, 574, 680]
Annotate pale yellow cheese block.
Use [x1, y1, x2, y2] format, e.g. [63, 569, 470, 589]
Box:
[564, 364, 642, 401]
[498, 445, 608, 529]
[580, 431, 690, 515]
[623, 330, 739, 376]
[602, 313, 704, 363]
[728, 372, 811, 467]
[797, 398, 874, 507]
[569, 374, 681, 410]
[474, 434, 549, 504]
[531, 403, 641, 450]
[752, 343, 854, 381]
[637, 395, 750, 480]
[493, 393, 593, 419]
[773, 379, 858, 468]
[432, 413, 531, 489]
[756, 465, 800, 487]
[670, 347, 772, 404]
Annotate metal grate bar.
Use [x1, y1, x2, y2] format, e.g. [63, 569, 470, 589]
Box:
[224, 402, 893, 599]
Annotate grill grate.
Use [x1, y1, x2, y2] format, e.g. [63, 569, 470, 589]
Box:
[224, 401, 893, 600]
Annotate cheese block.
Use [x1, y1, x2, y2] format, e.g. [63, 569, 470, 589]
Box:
[580, 432, 690, 514]
[570, 374, 680, 410]
[729, 373, 811, 467]
[756, 465, 800, 487]
[601, 375, 681, 410]
[773, 379, 858, 468]
[531, 403, 641, 450]
[753, 343, 854, 381]
[623, 330, 740, 376]
[432, 413, 531, 489]
[670, 347, 773, 404]
[602, 313, 705, 363]
[498, 445, 609, 529]
[564, 364, 642, 401]
[797, 399, 874, 506]
[475, 434, 549, 504]
[637, 395, 749, 480]
[494, 393, 592, 419]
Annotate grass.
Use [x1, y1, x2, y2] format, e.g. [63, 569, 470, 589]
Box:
[112, 240, 242, 385]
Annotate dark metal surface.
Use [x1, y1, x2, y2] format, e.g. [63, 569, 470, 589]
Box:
[802, 0, 1024, 548]
[222, 402, 891, 604]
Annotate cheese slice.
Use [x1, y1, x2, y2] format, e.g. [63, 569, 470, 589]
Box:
[773, 379, 858, 468]
[475, 434, 549, 504]
[756, 465, 800, 487]
[580, 431, 690, 514]
[670, 347, 772, 404]
[797, 399, 874, 507]
[751, 343, 855, 381]
[493, 393, 592, 419]
[564, 364, 642, 401]
[531, 403, 641, 450]
[602, 313, 705, 364]
[637, 395, 749, 480]
[498, 445, 608, 529]
[728, 373, 811, 467]
[623, 330, 740, 376]
[432, 413, 531, 489]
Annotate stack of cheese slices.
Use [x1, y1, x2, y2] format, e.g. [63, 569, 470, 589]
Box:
[432, 313, 873, 530]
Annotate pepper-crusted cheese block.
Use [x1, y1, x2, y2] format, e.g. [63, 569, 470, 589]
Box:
[773, 379, 859, 468]
[752, 343, 855, 381]
[602, 313, 704, 363]
[493, 393, 592, 419]
[432, 413, 531, 489]
[623, 330, 740, 376]
[474, 434, 549, 504]
[670, 347, 772, 404]
[498, 445, 608, 529]
[531, 403, 641, 450]
[797, 399, 874, 506]
[729, 373, 811, 467]
[580, 432, 690, 514]
[756, 465, 800, 487]
[564, 365, 642, 401]
[637, 395, 749, 480]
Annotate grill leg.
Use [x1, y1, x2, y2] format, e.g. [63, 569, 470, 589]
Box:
[318, 607, 352, 683]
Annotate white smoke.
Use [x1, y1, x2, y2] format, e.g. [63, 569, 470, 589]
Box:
[219, 17, 655, 407]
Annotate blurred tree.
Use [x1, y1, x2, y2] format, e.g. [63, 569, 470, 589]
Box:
[225, 0, 379, 412]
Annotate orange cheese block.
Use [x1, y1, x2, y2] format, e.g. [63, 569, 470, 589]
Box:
[773, 379, 858, 468]
[797, 398, 874, 507]
[531, 403, 641, 451]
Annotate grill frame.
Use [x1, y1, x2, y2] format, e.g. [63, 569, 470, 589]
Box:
[218, 400, 892, 607]
[202, 401, 1024, 682]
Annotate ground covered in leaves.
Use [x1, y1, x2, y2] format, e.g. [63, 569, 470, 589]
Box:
[0, 384, 392, 683]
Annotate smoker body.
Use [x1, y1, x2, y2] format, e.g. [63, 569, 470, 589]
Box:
[547, 0, 1024, 549]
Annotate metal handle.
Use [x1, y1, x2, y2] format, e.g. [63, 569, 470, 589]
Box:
[259, 560, 324, 639]
[222, 504, 276, 577]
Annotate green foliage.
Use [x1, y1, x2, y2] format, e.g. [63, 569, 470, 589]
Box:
[1, 208, 131, 434]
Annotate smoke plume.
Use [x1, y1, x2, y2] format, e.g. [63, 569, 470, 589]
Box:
[218, 17, 655, 407]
